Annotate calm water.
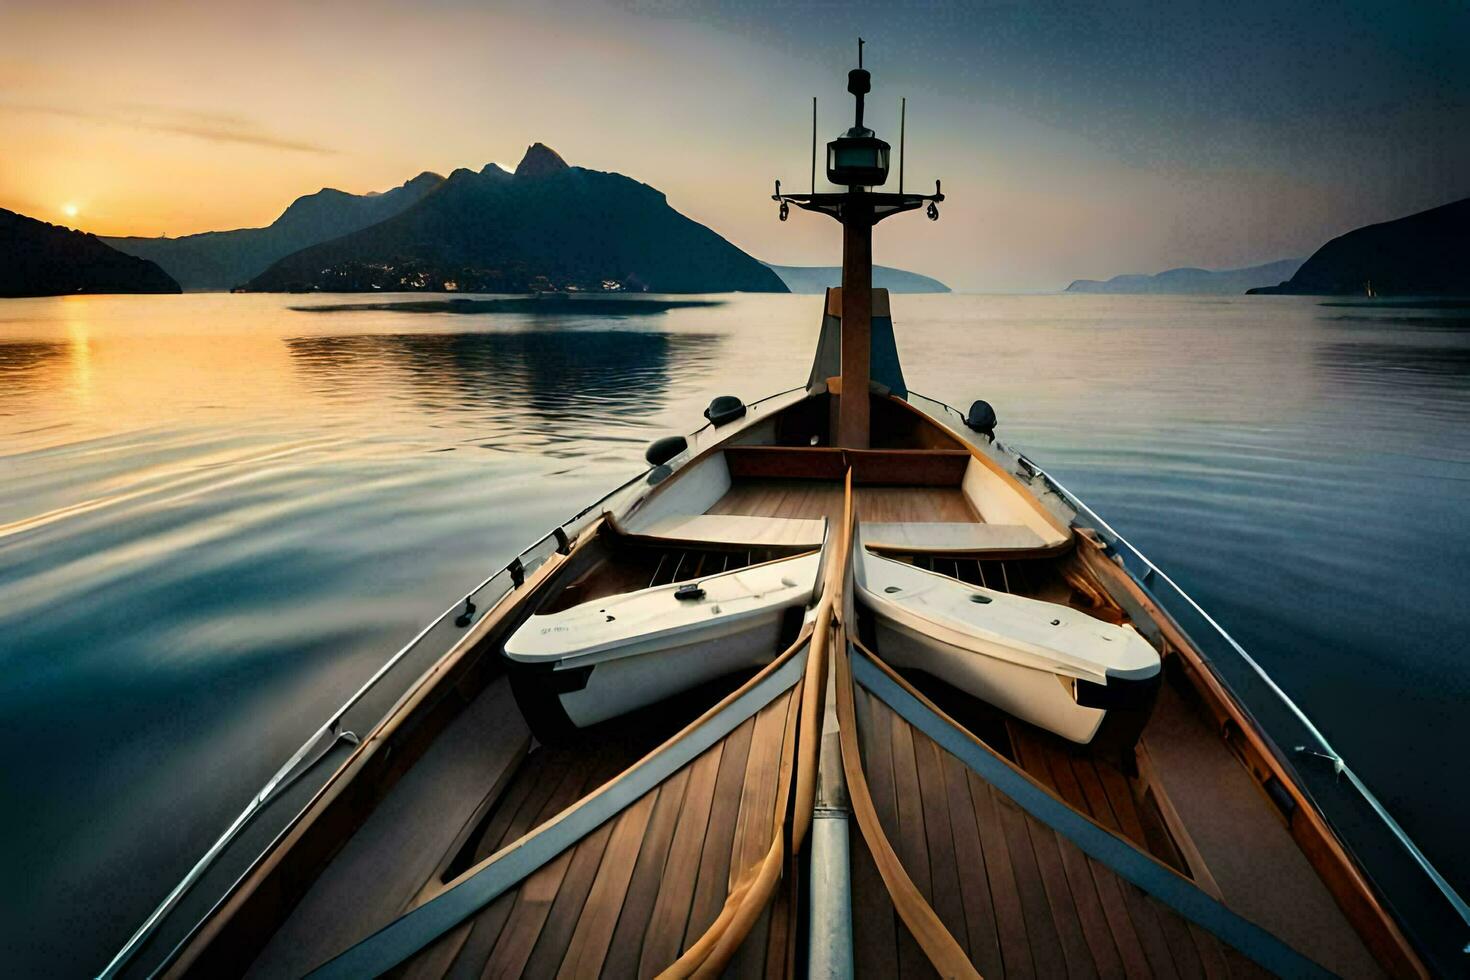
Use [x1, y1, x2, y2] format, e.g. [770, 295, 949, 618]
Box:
[1, 292, 1467, 974]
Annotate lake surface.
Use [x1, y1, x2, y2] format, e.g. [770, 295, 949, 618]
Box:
[1, 291, 1467, 975]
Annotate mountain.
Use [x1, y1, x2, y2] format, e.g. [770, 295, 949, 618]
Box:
[103, 172, 444, 290]
[1066, 259, 1303, 295]
[243, 144, 787, 294]
[1, 208, 180, 297]
[1248, 198, 1470, 296]
[764, 263, 950, 294]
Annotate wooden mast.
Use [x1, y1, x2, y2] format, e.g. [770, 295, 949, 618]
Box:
[838, 198, 873, 448]
[837, 40, 875, 449]
[772, 39, 943, 448]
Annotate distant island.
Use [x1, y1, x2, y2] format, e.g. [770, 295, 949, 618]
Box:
[1065, 259, 1302, 295]
[764, 263, 950, 294]
[105, 172, 444, 291]
[1248, 197, 1469, 296]
[1, 208, 180, 297]
[242, 144, 786, 295]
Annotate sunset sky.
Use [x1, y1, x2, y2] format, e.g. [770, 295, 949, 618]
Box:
[2, 0, 1466, 291]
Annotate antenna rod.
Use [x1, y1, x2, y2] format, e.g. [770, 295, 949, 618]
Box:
[811, 97, 817, 194]
[899, 97, 906, 194]
[858, 37, 864, 69]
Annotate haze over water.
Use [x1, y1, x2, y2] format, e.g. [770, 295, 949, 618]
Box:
[1, 292, 1467, 974]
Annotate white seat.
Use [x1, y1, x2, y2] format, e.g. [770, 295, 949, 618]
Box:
[863, 521, 1048, 552]
[616, 452, 827, 547]
[629, 514, 826, 547]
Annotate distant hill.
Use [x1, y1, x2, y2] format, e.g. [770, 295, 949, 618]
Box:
[764, 263, 950, 294]
[1, 208, 180, 297]
[1066, 259, 1303, 295]
[103, 172, 444, 290]
[244, 144, 787, 294]
[1248, 198, 1470, 296]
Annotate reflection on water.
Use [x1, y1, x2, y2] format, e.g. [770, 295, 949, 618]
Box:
[286, 330, 723, 455]
[0, 339, 66, 379]
[1318, 341, 1470, 386]
[0, 292, 1467, 975]
[1324, 315, 1470, 330]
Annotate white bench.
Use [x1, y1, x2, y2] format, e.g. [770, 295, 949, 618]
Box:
[628, 513, 826, 547]
[863, 521, 1049, 552]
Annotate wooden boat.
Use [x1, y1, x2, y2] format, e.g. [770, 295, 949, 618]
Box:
[100, 50, 1470, 980]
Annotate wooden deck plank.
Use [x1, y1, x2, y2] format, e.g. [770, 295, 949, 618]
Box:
[725, 903, 774, 980]
[1039, 740, 1092, 815]
[500, 749, 601, 852]
[710, 479, 982, 524]
[1006, 722, 1056, 793]
[1094, 761, 1150, 851]
[1051, 835, 1127, 979]
[708, 479, 843, 521]
[638, 742, 725, 976]
[859, 687, 934, 979]
[754, 697, 806, 980]
[480, 850, 575, 980]
[1114, 877, 1187, 979]
[939, 750, 1004, 977]
[1084, 856, 1160, 979]
[992, 790, 1069, 979]
[763, 862, 797, 980]
[723, 692, 797, 980]
[863, 676, 1334, 980]
[1071, 757, 1124, 833]
[554, 790, 659, 979]
[912, 733, 973, 958]
[1009, 719, 1175, 864]
[850, 815, 901, 980]
[682, 714, 757, 947]
[857, 486, 979, 524]
[442, 893, 517, 980]
[1146, 889, 1209, 980]
[517, 820, 617, 980]
[859, 688, 898, 833]
[1184, 921, 1232, 980]
[730, 695, 791, 889]
[1023, 819, 1101, 979]
[888, 703, 940, 979]
[889, 710, 934, 899]
[599, 767, 692, 979]
[967, 770, 1035, 980]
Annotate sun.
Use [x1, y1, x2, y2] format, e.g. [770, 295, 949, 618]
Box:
[62, 203, 79, 220]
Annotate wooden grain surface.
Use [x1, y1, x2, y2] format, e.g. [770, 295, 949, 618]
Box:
[390, 689, 798, 979]
[854, 684, 1278, 979]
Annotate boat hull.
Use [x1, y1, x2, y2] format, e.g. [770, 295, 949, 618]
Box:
[871, 614, 1159, 746]
[507, 608, 795, 739]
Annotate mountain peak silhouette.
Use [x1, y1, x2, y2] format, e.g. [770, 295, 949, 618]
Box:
[515, 142, 570, 178]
